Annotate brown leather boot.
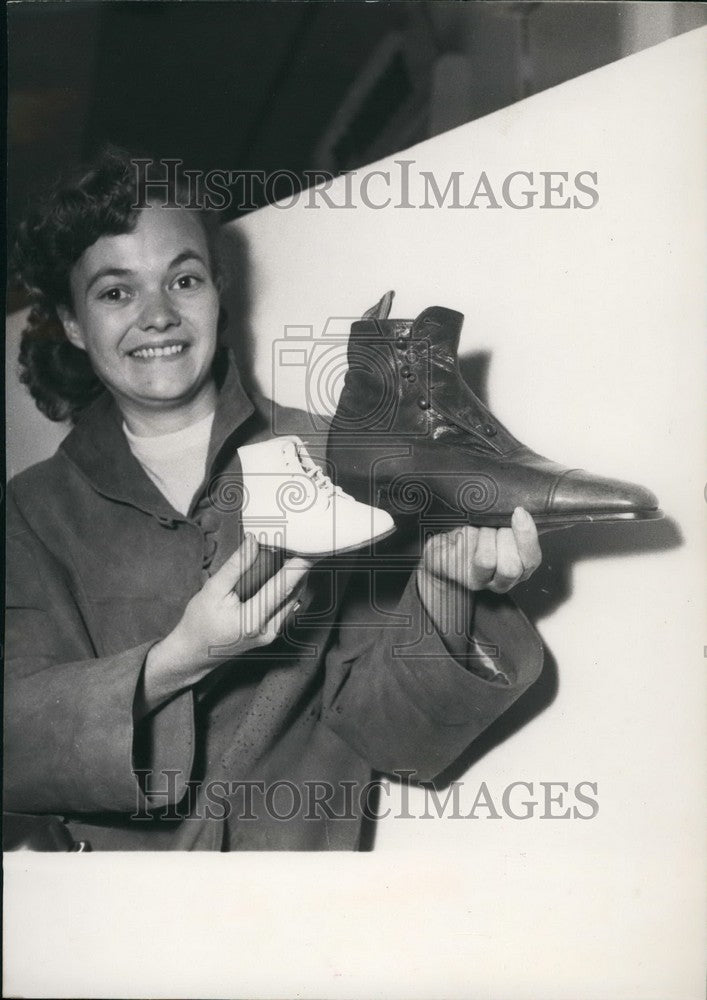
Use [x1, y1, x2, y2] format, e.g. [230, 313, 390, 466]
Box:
[327, 292, 662, 529]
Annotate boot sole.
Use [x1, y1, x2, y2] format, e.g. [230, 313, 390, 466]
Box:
[371, 483, 664, 529]
[462, 508, 665, 528]
[387, 507, 665, 530]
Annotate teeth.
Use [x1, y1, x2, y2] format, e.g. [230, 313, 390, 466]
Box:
[131, 344, 185, 359]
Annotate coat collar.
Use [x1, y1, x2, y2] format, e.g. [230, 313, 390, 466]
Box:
[60, 350, 255, 521]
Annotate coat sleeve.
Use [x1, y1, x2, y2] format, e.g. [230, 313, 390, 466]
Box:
[320, 565, 544, 782]
[4, 491, 195, 815]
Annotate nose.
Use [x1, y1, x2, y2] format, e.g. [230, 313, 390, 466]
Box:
[138, 288, 180, 332]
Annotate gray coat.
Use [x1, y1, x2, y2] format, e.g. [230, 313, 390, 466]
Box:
[4, 355, 543, 849]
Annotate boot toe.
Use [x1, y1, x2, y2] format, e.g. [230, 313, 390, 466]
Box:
[549, 469, 659, 516]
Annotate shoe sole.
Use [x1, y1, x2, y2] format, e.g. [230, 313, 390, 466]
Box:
[255, 523, 399, 559]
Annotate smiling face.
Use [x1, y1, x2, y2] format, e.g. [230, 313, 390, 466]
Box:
[61, 204, 221, 434]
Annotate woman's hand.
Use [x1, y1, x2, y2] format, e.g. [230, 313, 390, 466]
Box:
[138, 535, 312, 717]
[415, 508, 543, 651]
[422, 507, 543, 595]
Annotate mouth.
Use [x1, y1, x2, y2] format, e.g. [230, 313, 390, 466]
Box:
[127, 341, 188, 360]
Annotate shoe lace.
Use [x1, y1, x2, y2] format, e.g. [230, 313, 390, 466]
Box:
[295, 441, 343, 499]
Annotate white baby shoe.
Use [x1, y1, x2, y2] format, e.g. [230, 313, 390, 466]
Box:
[237, 436, 395, 556]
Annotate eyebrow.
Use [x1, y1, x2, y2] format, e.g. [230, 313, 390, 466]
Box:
[84, 250, 208, 295]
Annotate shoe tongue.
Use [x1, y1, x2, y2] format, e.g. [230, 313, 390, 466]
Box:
[279, 436, 303, 462]
[286, 437, 322, 476]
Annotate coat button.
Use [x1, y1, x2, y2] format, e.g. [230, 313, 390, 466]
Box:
[400, 366, 411, 378]
[405, 350, 418, 364]
[418, 398, 430, 410]
[396, 337, 407, 349]
[197, 509, 220, 533]
[483, 423, 497, 436]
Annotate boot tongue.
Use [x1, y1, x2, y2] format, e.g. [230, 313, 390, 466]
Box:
[362, 290, 395, 320]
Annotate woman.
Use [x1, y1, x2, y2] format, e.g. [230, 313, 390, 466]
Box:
[5, 150, 544, 850]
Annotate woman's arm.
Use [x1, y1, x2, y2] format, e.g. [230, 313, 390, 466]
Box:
[415, 507, 542, 672]
[137, 536, 310, 718]
[6, 488, 308, 813]
[5, 502, 179, 814]
[319, 512, 545, 782]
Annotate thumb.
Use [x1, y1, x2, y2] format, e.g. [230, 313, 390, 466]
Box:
[210, 533, 260, 595]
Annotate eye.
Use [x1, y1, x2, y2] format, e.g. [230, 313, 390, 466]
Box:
[171, 273, 204, 291]
[98, 286, 131, 303]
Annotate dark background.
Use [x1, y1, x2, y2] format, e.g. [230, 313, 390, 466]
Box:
[8, 0, 706, 248]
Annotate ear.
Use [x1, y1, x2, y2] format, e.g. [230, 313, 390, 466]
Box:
[56, 305, 87, 351]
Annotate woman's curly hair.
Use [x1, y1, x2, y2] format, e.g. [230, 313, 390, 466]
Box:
[12, 147, 222, 424]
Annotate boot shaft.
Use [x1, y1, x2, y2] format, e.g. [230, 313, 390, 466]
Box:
[335, 304, 520, 455]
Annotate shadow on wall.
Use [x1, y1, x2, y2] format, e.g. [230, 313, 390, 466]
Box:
[425, 510, 682, 795]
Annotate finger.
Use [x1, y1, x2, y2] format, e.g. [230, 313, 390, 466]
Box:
[489, 527, 525, 592]
[210, 533, 260, 595]
[247, 556, 312, 626]
[425, 527, 460, 575]
[451, 526, 482, 584]
[426, 527, 473, 583]
[263, 595, 302, 643]
[511, 507, 542, 581]
[471, 527, 498, 587]
[454, 525, 480, 561]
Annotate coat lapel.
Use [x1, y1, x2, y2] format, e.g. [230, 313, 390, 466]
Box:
[60, 351, 255, 521]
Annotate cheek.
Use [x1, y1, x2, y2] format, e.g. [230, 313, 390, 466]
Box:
[189, 293, 221, 337]
[80, 312, 122, 355]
